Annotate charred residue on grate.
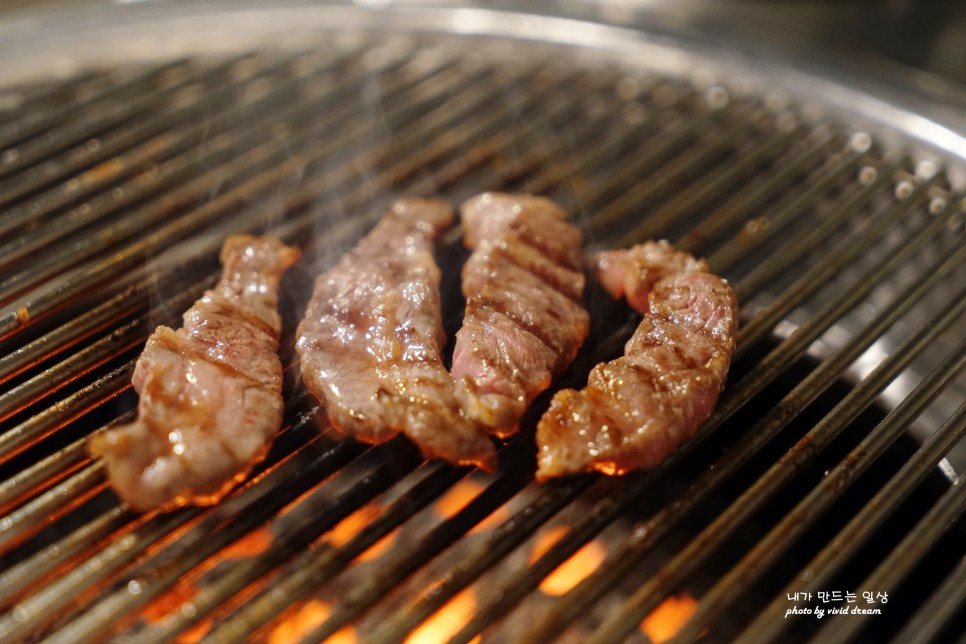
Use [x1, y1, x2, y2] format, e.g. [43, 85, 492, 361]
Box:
[0, 28, 962, 644]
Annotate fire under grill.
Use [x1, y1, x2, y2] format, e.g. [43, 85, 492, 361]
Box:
[0, 11, 964, 644]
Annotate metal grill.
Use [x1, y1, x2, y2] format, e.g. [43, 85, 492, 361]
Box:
[0, 18, 964, 644]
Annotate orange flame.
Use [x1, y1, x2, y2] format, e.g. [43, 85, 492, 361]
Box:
[268, 600, 356, 644]
[434, 479, 509, 533]
[404, 588, 479, 644]
[530, 526, 606, 596]
[328, 504, 396, 562]
[177, 619, 213, 644]
[143, 584, 197, 624]
[221, 526, 273, 559]
[640, 594, 698, 643]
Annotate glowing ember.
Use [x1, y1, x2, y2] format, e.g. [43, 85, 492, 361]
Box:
[178, 618, 212, 644]
[434, 479, 510, 533]
[268, 600, 356, 644]
[530, 526, 606, 596]
[143, 584, 197, 624]
[328, 504, 396, 562]
[434, 479, 483, 518]
[404, 588, 479, 644]
[640, 594, 699, 643]
[220, 526, 273, 559]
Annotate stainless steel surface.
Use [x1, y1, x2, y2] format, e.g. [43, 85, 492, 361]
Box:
[0, 3, 963, 642]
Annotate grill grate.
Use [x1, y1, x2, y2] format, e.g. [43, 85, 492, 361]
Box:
[0, 25, 963, 644]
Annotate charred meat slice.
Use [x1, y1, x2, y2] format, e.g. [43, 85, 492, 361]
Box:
[296, 198, 496, 470]
[452, 193, 589, 438]
[88, 235, 300, 512]
[536, 242, 738, 480]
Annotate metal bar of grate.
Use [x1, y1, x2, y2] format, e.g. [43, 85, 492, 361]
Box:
[0, 322, 141, 426]
[811, 470, 966, 644]
[674, 350, 966, 642]
[584, 106, 741, 239]
[133, 459, 468, 643]
[520, 79, 684, 199]
[0, 56, 258, 201]
[676, 125, 852, 256]
[737, 401, 966, 643]
[0, 423, 360, 641]
[0, 505, 131, 609]
[0, 50, 365, 271]
[205, 442, 545, 641]
[0, 364, 132, 469]
[0, 282, 149, 386]
[0, 58, 196, 177]
[46, 439, 427, 644]
[889, 552, 966, 644]
[0, 433, 100, 516]
[635, 124, 841, 252]
[0, 274, 208, 455]
[0, 45, 474, 309]
[0, 54, 290, 229]
[0, 70, 103, 128]
[734, 171, 944, 357]
[0, 462, 108, 556]
[726, 156, 901, 302]
[299, 471, 583, 644]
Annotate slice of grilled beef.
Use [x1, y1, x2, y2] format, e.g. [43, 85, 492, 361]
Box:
[452, 193, 589, 439]
[297, 198, 496, 470]
[535, 242, 738, 480]
[89, 235, 300, 512]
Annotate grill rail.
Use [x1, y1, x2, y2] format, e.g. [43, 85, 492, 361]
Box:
[0, 23, 963, 644]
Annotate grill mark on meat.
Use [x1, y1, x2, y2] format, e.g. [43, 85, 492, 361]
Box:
[462, 235, 585, 302]
[453, 193, 589, 439]
[536, 242, 737, 480]
[147, 326, 266, 389]
[296, 198, 496, 470]
[88, 235, 300, 512]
